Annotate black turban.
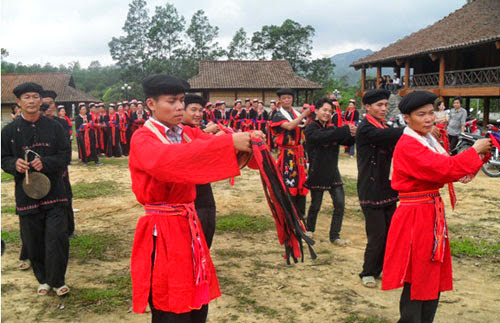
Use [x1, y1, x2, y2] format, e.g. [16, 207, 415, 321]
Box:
[13, 82, 43, 98]
[41, 90, 57, 99]
[276, 88, 295, 98]
[362, 89, 391, 105]
[143, 74, 190, 98]
[184, 94, 206, 108]
[399, 91, 438, 114]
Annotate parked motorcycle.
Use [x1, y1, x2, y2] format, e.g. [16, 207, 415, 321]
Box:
[481, 124, 500, 177]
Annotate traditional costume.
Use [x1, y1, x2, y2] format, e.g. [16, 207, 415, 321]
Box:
[1, 82, 71, 293]
[356, 89, 404, 282]
[382, 91, 487, 322]
[271, 88, 308, 216]
[75, 106, 100, 165]
[104, 108, 122, 157]
[304, 109, 354, 242]
[129, 75, 241, 321]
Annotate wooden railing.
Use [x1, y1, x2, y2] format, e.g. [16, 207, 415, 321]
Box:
[444, 67, 500, 87]
[410, 72, 439, 87]
[364, 67, 500, 91]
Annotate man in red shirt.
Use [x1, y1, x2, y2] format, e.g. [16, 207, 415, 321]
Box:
[129, 74, 256, 322]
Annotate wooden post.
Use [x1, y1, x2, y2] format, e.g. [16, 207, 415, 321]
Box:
[376, 66, 381, 88]
[483, 97, 490, 126]
[295, 90, 299, 106]
[404, 61, 410, 90]
[361, 68, 366, 93]
[305, 90, 309, 104]
[262, 90, 265, 104]
[439, 54, 445, 91]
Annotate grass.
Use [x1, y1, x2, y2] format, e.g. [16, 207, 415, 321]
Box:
[1, 230, 20, 244]
[1, 172, 14, 181]
[214, 248, 253, 258]
[72, 180, 121, 199]
[216, 212, 274, 233]
[1, 205, 16, 214]
[345, 313, 390, 323]
[41, 270, 132, 318]
[217, 273, 278, 319]
[70, 232, 124, 263]
[450, 238, 499, 258]
[343, 176, 358, 197]
[1, 283, 20, 295]
[99, 157, 129, 167]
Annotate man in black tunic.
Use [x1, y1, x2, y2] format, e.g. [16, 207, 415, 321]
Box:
[1, 82, 71, 296]
[304, 98, 357, 244]
[181, 94, 217, 248]
[356, 89, 403, 288]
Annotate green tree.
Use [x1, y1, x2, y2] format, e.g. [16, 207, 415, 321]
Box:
[186, 10, 224, 61]
[305, 58, 335, 85]
[148, 4, 185, 61]
[251, 19, 315, 72]
[227, 28, 251, 60]
[108, 0, 150, 79]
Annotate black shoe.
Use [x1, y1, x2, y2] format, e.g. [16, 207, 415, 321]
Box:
[96, 162, 103, 166]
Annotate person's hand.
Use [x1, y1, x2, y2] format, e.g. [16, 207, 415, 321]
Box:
[301, 107, 311, 118]
[15, 158, 30, 173]
[232, 132, 252, 152]
[251, 130, 266, 141]
[204, 123, 219, 134]
[30, 158, 43, 171]
[472, 138, 493, 155]
[430, 126, 441, 141]
[348, 124, 357, 137]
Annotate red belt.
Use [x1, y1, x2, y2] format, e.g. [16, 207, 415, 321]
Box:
[399, 190, 447, 263]
[144, 202, 209, 289]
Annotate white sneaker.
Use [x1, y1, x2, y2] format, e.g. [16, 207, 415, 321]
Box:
[73, 208, 80, 213]
[305, 231, 314, 239]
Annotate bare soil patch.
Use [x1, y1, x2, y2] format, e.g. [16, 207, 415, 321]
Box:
[2, 153, 499, 322]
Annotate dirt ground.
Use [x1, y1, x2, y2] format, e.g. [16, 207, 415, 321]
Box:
[1, 151, 499, 323]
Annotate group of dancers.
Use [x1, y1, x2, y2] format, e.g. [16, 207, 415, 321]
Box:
[2, 76, 494, 323]
[74, 100, 150, 165]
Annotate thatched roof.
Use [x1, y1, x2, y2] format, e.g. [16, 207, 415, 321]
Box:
[1, 73, 98, 104]
[188, 60, 321, 90]
[351, 0, 500, 67]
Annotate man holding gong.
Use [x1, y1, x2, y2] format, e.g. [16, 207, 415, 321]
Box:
[1, 82, 71, 297]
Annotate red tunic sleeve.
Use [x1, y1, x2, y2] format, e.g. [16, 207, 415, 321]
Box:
[130, 128, 240, 185]
[392, 135, 483, 191]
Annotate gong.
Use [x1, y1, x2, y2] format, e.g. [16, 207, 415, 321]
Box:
[23, 171, 51, 200]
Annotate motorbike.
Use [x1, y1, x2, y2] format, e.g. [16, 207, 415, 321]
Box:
[481, 124, 500, 177]
[453, 123, 500, 178]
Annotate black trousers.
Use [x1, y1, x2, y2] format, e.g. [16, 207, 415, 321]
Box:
[448, 134, 459, 155]
[398, 283, 440, 323]
[149, 236, 209, 323]
[291, 194, 306, 219]
[195, 206, 216, 249]
[19, 206, 69, 288]
[359, 203, 396, 278]
[306, 186, 345, 241]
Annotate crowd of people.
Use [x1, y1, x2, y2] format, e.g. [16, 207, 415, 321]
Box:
[2, 76, 494, 323]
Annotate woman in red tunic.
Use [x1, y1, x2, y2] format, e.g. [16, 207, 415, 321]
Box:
[382, 91, 492, 322]
[129, 74, 256, 323]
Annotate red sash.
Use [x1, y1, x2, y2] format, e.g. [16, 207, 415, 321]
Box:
[365, 114, 387, 129]
[399, 190, 447, 263]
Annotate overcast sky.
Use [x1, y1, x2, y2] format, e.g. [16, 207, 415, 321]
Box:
[1, 0, 467, 68]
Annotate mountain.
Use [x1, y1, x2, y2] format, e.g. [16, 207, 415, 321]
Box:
[330, 49, 393, 86]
